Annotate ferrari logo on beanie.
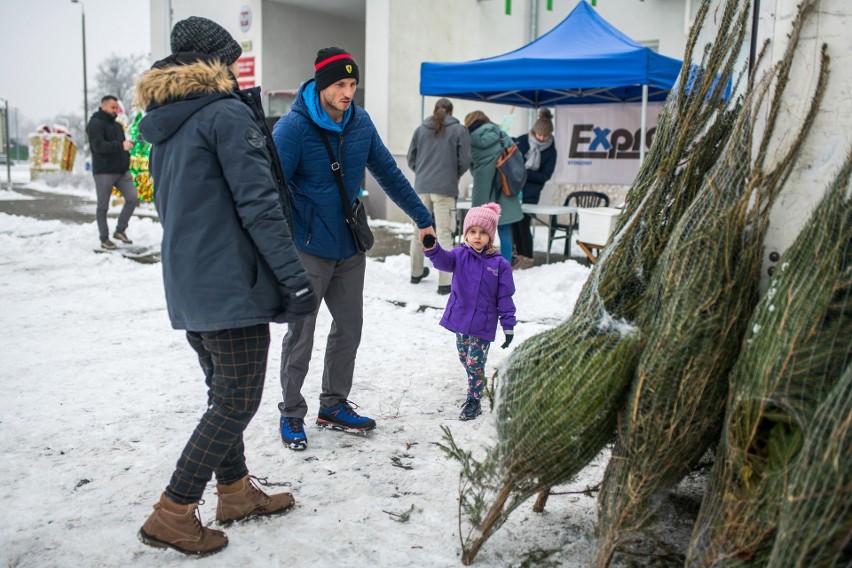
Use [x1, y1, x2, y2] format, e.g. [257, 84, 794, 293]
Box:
[314, 47, 361, 91]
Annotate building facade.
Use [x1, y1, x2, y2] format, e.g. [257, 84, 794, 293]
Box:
[149, 0, 852, 277]
[149, 0, 700, 219]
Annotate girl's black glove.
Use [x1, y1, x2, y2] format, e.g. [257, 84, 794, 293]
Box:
[422, 234, 436, 248]
[500, 331, 514, 349]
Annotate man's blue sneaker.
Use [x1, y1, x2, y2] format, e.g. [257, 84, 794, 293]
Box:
[316, 400, 376, 432]
[279, 416, 307, 451]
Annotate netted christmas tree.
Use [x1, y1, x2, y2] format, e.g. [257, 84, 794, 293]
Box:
[768, 364, 852, 568]
[594, 1, 829, 563]
[438, 0, 753, 563]
[684, 146, 851, 567]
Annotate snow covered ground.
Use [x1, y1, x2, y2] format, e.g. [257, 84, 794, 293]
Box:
[0, 178, 694, 567]
[0, 161, 34, 187]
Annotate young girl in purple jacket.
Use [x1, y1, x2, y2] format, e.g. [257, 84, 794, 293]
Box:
[423, 203, 517, 420]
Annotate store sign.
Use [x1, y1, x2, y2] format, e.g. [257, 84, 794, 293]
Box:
[553, 102, 664, 185]
[237, 56, 255, 78]
[238, 79, 256, 90]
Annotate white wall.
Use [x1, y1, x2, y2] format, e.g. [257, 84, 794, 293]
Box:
[150, 0, 704, 223]
[261, 1, 365, 96]
[149, 0, 171, 61]
[758, 0, 852, 287]
[587, 0, 699, 58]
[149, 0, 265, 84]
[149, 1, 364, 102]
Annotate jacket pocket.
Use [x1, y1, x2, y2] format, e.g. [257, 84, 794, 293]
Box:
[290, 192, 315, 246]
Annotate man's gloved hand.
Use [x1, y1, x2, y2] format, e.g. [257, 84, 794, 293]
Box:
[283, 283, 317, 321]
[422, 234, 436, 248]
[500, 330, 514, 349]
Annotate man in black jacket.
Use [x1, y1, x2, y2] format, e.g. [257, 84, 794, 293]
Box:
[86, 95, 138, 250]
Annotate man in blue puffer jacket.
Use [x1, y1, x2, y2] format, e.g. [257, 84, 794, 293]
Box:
[272, 47, 436, 450]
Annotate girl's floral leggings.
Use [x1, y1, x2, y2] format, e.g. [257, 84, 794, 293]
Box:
[455, 333, 491, 399]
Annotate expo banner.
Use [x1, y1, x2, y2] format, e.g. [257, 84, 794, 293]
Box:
[552, 102, 663, 185]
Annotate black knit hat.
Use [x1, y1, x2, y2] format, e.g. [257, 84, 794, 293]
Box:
[170, 16, 242, 65]
[314, 47, 360, 91]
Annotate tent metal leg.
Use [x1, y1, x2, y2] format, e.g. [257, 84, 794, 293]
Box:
[640, 84, 648, 163]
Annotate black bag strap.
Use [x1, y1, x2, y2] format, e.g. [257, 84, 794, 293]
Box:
[311, 122, 355, 225]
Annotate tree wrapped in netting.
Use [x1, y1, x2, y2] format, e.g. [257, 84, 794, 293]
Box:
[768, 364, 852, 567]
[594, 2, 830, 565]
[438, 1, 751, 564]
[684, 148, 852, 567]
[580, 0, 749, 322]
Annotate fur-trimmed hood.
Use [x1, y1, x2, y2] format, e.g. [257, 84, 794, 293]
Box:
[135, 56, 309, 331]
[136, 58, 236, 145]
[136, 58, 234, 110]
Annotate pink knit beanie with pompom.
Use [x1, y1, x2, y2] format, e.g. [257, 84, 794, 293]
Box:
[463, 202, 501, 243]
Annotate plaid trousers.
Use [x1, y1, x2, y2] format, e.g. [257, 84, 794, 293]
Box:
[166, 324, 270, 504]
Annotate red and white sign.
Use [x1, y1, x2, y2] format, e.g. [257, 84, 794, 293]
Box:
[237, 56, 255, 78]
[238, 79, 256, 90]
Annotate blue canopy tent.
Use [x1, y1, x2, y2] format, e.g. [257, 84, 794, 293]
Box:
[419, 0, 683, 159]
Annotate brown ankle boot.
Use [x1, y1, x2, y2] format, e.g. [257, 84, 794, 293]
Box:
[138, 493, 228, 556]
[513, 255, 534, 270]
[216, 475, 295, 524]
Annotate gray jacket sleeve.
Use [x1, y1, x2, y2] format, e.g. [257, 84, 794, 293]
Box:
[407, 128, 419, 171]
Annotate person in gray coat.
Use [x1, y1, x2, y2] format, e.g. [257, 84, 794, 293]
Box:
[407, 98, 471, 294]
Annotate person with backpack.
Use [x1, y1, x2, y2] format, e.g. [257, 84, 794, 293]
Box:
[464, 111, 522, 262]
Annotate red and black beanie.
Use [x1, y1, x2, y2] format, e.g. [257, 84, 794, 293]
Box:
[314, 47, 360, 91]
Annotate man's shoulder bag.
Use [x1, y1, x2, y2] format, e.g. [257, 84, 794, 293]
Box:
[312, 124, 374, 253]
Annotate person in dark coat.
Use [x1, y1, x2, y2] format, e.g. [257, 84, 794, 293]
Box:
[423, 202, 516, 421]
[512, 109, 557, 269]
[134, 16, 317, 556]
[271, 47, 436, 451]
[86, 95, 138, 249]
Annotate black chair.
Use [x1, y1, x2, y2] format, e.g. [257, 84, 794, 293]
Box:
[548, 191, 609, 258]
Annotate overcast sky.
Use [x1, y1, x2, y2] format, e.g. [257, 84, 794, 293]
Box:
[0, 0, 150, 125]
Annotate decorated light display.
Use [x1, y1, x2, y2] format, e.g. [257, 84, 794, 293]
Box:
[28, 125, 76, 179]
[127, 111, 153, 202]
